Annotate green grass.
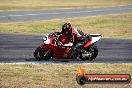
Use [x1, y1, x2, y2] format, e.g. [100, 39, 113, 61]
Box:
[0, 63, 132, 88]
[0, 0, 132, 11]
[0, 14, 132, 38]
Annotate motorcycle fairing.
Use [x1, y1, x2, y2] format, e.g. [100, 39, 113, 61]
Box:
[83, 34, 101, 48]
[43, 35, 50, 44]
[90, 34, 102, 44]
[41, 37, 72, 59]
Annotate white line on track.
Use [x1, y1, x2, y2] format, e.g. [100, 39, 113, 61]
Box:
[0, 8, 132, 18]
[0, 62, 131, 65]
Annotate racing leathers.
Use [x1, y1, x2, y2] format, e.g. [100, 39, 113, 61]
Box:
[58, 27, 85, 46]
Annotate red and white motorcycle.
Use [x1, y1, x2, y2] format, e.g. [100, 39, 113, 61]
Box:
[34, 32, 102, 61]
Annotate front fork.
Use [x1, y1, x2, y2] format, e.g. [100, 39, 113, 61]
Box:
[44, 49, 50, 57]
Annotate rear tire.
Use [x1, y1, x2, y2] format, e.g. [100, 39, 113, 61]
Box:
[80, 44, 98, 61]
[34, 47, 51, 61]
[88, 44, 98, 61]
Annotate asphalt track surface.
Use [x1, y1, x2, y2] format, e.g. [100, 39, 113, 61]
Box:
[0, 33, 132, 63]
[0, 5, 132, 23]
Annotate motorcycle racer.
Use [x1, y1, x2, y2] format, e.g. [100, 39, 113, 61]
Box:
[58, 22, 85, 46]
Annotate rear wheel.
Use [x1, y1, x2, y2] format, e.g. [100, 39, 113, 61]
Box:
[34, 47, 51, 61]
[80, 44, 98, 61]
[88, 44, 98, 61]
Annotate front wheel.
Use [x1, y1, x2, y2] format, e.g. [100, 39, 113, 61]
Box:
[34, 47, 51, 61]
[80, 44, 98, 61]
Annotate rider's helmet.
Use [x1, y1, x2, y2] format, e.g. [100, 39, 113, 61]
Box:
[61, 23, 72, 37]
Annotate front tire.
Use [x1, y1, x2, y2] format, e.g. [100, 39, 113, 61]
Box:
[34, 47, 51, 61]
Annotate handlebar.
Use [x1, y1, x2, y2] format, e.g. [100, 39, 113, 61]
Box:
[55, 39, 63, 46]
[49, 32, 61, 38]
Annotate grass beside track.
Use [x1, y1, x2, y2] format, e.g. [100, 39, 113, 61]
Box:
[0, 0, 131, 11]
[0, 14, 132, 38]
[0, 63, 132, 88]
